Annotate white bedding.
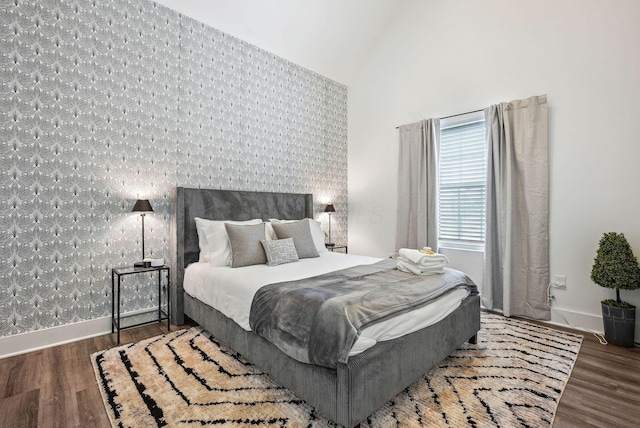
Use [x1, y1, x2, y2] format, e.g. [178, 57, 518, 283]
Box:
[184, 252, 470, 356]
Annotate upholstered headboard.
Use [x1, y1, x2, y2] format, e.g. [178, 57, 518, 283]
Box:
[170, 187, 313, 323]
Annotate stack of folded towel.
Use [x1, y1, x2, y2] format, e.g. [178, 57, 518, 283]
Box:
[396, 247, 449, 275]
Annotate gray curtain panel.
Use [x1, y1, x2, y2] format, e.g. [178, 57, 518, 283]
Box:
[396, 118, 440, 252]
[483, 95, 550, 320]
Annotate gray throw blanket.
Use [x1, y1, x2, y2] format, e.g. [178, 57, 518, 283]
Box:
[249, 259, 478, 369]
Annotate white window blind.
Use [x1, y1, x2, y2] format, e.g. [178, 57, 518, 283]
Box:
[438, 115, 486, 249]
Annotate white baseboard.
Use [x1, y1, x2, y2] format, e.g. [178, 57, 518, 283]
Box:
[0, 317, 112, 359]
[0, 307, 161, 359]
[549, 307, 604, 335]
[549, 306, 640, 343]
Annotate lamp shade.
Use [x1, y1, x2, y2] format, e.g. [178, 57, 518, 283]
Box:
[132, 199, 153, 213]
[324, 203, 336, 213]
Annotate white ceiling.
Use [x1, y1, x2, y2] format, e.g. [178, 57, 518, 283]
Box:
[152, 0, 401, 85]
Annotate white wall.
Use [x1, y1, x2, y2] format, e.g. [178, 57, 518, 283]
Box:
[348, 0, 640, 338]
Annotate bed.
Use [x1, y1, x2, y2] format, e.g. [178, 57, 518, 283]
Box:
[170, 187, 481, 427]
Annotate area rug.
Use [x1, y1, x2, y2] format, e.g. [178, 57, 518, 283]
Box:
[92, 312, 582, 427]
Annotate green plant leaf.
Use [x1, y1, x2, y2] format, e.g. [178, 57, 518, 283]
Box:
[591, 232, 640, 294]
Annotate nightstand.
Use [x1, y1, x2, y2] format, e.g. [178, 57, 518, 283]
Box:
[111, 265, 170, 344]
[326, 244, 348, 253]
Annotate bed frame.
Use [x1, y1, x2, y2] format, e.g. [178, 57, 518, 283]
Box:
[170, 187, 481, 427]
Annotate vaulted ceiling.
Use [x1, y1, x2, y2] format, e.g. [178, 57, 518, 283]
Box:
[153, 0, 401, 85]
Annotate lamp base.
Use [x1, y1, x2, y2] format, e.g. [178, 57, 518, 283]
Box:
[134, 261, 151, 268]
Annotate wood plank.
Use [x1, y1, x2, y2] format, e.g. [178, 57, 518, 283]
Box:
[554, 328, 640, 427]
[2, 351, 43, 399]
[37, 346, 80, 428]
[76, 388, 110, 428]
[0, 389, 39, 428]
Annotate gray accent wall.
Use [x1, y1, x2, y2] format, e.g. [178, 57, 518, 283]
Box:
[0, 0, 347, 337]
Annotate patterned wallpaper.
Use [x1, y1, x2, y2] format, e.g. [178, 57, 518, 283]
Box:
[0, 0, 347, 338]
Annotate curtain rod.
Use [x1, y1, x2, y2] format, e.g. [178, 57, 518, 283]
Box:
[395, 108, 483, 129]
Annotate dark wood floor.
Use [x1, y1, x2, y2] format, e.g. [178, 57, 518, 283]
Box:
[0, 320, 638, 428]
[552, 328, 640, 427]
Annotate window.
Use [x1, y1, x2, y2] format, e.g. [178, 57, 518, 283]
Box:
[438, 112, 486, 250]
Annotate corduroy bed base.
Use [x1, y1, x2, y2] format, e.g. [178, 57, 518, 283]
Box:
[184, 292, 480, 427]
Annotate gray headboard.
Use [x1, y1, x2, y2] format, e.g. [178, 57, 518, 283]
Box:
[170, 187, 313, 324]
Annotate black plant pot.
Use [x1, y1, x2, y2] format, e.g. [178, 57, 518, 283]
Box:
[601, 302, 636, 347]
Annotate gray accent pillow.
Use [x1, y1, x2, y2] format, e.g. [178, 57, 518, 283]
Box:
[271, 218, 320, 259]
[225, 223, 267, 268]
[261, 238, 299, 266]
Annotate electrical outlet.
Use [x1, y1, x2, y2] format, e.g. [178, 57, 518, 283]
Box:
[552, 275, 566, 289]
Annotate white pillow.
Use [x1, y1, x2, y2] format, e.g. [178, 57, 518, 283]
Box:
[264, 222, 277, 240]
[308, 219, 328, 253]
[194, 218, 262, 266]
[270, 218, 327, 254]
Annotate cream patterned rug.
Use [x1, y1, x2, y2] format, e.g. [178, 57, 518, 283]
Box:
[92, 312, 582, 427]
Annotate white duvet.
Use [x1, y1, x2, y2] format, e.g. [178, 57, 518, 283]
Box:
[184, 252, 470, 356]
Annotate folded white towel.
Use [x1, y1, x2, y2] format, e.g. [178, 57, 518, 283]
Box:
[398, 256, 447, 269]
[398, 248, 449, 268]
[396, 259, 445, 276]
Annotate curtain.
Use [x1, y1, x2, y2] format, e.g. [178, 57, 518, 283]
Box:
[396, 118, 440, 252]
[483, 95, 550, 320]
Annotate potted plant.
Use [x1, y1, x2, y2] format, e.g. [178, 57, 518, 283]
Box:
[590, 232, 640, 347]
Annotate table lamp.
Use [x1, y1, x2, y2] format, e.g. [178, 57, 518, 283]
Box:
[324, 203, 336, 246]
[132, 199, 153, 267]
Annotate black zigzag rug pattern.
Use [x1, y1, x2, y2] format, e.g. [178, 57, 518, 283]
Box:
[92, 312, 582, 427]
